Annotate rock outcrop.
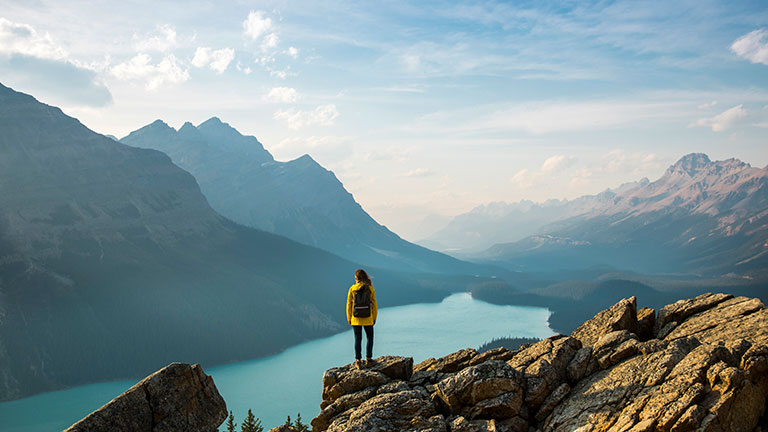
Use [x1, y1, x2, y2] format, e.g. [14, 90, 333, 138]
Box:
[312, 293, 768, 432]
[65, 363, 226, 432]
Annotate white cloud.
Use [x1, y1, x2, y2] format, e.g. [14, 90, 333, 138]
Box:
[270, 68, 289, 79]
[731, 29, 768, 66]
[401, 168, 434, 178]
[110, 53, 189, 90]
[273, 104, 339, 129]
[692, 104, 748, 131]
[541, 155, 577, 173]
[236, 62, 252, 74]
[698, 101, 717, 109]
[261, 33, 279, 52]
[510, 169, 533, 189]
[263, 87, 299, 103]
[133, 24, 177, 52]
[601, 150, 663, 175]
[0, 17, 68, 60]
[243, 11, 273, 41]
[286, 46, 299, 59]
[0, 17, 112, 107]
[191, 47, 235, 74]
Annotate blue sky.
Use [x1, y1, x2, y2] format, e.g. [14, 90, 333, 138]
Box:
[1, 0, 767, 239]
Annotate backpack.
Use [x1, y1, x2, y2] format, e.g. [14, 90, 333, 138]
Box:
[353, 285, 372, 318]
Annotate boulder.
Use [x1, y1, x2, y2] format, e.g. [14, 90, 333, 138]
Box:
[321, 356, 413, 404]
[325, 390, 442, 432]
[507, 335, 581, 411]
[663, 296, 767, 344]
[654, 292, 732, 336]
[65, 363, 226, 432]
[415, 348, 478, 373]
[435, 360, 524, 418]
[468, 348, 517, 367]
[571, 297, 638, 347]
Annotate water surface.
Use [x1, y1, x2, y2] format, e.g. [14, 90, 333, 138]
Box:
[0, 293, 553, 431]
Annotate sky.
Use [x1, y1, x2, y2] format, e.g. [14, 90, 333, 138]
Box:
[1, 0, 768, 240]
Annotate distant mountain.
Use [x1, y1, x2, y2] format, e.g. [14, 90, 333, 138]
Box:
[421, 180, 650, 253]
[0, 83, 471, 401]
[473, 154, 768, 276]
[121, 119, 480, 275]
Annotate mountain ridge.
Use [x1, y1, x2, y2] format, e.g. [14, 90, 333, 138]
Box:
[121, 117, 485, 275]
[425, 153, 768, 275]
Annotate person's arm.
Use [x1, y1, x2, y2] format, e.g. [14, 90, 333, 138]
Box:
[371, 285, 377, 324]
[346, 287, 353, 325]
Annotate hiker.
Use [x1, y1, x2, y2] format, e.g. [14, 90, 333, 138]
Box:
[347, 268, 377, 369]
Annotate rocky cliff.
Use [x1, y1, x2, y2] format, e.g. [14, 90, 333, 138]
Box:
[65, 362, 226, 432]
[312, 293, 768, 431]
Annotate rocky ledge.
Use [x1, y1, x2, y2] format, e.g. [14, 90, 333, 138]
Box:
[65, 362, 226, 432]
[311, 293, 768, 432]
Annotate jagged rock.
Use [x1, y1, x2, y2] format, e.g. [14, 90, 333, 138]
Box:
[410, 370, 441, 386]
[65, 363, 226, 432]
[636, 307, 655, 341]
[657, 321, 677, 339]
[593, 330, 639, 369]
[541, 295, 768, 431]
[377, 380, 411, 395]
[664, 296, 768, 344]
[468, 348, 516, 367]
[321, 356, 413, 404]
[571, 296, 638, 347]
[313, 294, 768, 432]
[415, 348, 478, 373]
[566, 347, 597, 384]
[326, 390, 442, 432]
[655, 292, 733, 336]
[313, 387, 378, 431]
[435, 360, 524, 419]
[534, 382, 569, 422]
[507, 335, 580, 411]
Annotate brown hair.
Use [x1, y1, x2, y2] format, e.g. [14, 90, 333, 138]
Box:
[355, 269, 371, 286]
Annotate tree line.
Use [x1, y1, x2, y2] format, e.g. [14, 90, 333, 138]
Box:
[223, 409, 309, 432]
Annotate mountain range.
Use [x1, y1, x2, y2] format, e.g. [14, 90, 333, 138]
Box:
[0, 83, 479, 401]
[426, 154, 768, 276]
[120, 119, 477, 275]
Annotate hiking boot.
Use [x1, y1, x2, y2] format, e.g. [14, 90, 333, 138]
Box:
[366, 358, 375, 367]
[355, 359, 363, 370]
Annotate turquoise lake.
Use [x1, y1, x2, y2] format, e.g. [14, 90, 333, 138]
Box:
[0, 293, 554, 431]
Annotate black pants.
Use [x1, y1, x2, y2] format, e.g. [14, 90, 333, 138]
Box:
[353, 325, 374, 360]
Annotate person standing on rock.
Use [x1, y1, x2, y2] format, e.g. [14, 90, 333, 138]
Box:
[347, 269, 377, 369]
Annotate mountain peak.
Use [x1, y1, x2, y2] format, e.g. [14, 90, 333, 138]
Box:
[198, 116, 232, 131]
[145, 119, 174, 132]
[667, 153, 712, 177]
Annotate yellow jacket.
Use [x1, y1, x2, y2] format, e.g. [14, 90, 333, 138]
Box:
[346, 282, 377, 326]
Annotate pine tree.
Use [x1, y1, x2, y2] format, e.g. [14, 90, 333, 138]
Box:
[241, 409, 263, 432]
[225, 411, 236, 432]
[294, 412, 309, 432]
